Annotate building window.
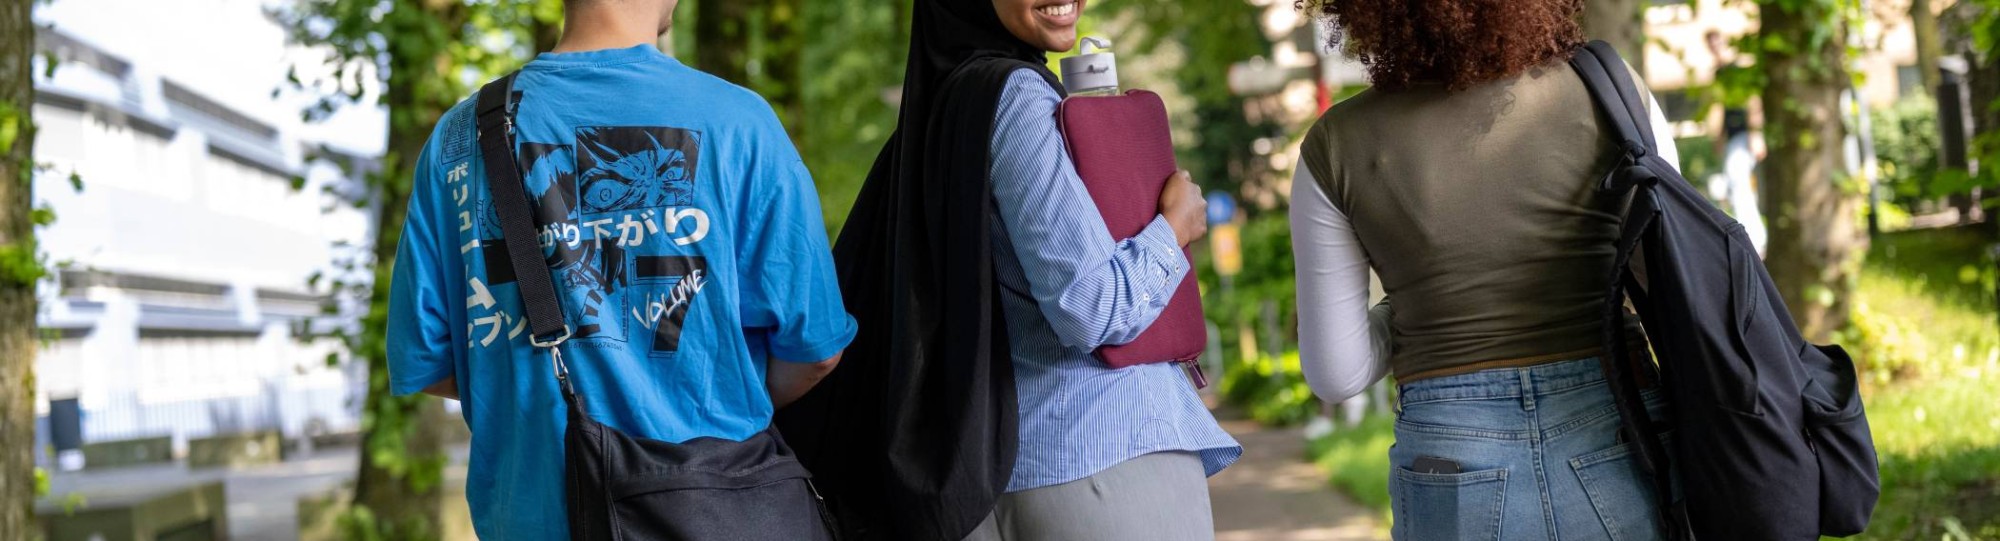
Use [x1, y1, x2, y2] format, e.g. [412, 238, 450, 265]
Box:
[136, 335, 264, 404]
[1896, 64, 1924, 97]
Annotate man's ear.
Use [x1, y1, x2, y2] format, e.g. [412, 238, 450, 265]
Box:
[659, 0, 681, 36]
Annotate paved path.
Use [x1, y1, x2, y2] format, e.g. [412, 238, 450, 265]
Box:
[1208, 417, 1385, 541]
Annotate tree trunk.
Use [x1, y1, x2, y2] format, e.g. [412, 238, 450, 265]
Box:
[1758, 2, 1865, 343]
[1912, 0, 1942, 93]
[0, 0, 37, 537]
[763, 0, 804, 138]
[348, 1, 465, 537]
[1583, 0, 1645, 73]
[695, 0, 750, 83]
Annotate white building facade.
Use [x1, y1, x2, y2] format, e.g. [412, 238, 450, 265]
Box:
[28, 24, 377, 465]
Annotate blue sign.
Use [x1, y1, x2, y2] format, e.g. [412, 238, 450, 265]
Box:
[1205, 191, 1237, 225]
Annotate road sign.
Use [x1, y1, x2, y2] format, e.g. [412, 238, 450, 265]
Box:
[1210, 222, 1242, 278]
[1205, 191, 1236, 225]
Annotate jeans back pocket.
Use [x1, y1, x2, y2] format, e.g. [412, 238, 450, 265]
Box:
[1569, 442, 1664, 541]
[1391, 467, 1507, 541]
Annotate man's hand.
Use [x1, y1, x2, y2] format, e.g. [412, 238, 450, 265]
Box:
[1158, 170, 1207, 246]
[767, 353, 842, 409]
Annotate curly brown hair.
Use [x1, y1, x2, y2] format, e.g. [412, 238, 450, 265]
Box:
[1298, 0, 1585, 91]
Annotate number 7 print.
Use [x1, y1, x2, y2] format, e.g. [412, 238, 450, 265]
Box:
[632, 256, 709, 353]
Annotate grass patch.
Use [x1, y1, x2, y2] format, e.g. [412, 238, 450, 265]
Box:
[1856, 376, 2000, 540]
[1868, 226, 1996, 312]
[1847, 271, 2000, 384]
[1852, 226, 2000, 539]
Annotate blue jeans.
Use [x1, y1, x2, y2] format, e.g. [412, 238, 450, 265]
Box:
[1389, 358, 1674, 541]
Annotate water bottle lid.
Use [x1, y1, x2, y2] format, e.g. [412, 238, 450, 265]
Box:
[1060, 37, 1118, 94]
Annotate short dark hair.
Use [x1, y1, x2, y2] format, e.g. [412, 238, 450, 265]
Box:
[1300, 0, 1585, 91]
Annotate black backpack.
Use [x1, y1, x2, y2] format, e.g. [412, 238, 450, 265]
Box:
[1571, 42, 1881, 540]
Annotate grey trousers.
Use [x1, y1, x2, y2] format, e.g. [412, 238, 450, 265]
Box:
[961, 451, 1215, 541]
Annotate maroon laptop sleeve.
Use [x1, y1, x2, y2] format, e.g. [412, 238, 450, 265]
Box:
[1056, 90, 1207, 369]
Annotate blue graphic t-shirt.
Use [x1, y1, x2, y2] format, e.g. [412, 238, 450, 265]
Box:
[386, 45, 856, 540]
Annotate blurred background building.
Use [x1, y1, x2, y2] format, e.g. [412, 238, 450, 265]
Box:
[28, 2, 380, 470]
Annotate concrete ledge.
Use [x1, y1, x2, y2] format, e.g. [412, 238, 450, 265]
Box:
[306, 430, 361, 449]
[37, 480, 228, 541]
[187, 431, 284, 469]
[80, 436, 174, 470]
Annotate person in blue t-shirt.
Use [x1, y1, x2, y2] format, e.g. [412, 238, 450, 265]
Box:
[384, 0, 856, 538]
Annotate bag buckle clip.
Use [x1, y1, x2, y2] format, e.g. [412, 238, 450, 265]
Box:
[530, 325, 572, 349]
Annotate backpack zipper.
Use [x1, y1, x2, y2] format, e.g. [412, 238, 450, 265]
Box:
[806, 478, 842, 540]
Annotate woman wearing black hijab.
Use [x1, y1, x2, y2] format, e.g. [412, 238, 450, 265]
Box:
[775, 0, 1240, 540]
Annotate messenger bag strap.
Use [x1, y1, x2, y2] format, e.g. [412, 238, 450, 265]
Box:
[473, 72, 577, 395]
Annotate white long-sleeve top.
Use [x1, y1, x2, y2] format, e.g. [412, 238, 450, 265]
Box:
[1291, 93, 1682, 404]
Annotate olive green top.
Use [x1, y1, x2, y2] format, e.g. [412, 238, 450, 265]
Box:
[1299, 61, 1651, 381]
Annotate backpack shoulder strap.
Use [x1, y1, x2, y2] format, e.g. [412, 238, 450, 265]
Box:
[473, 72, 570, 347]
[1568, 42, 1659, 172]
[1586, 41, 1657, 149]
[1570, 43, 1695, 540]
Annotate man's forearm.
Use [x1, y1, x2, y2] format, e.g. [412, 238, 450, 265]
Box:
[766, 353, 842, 409]
[422, 375, 459, 401]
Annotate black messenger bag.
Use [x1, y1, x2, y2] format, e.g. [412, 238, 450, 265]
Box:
[473, 72, 838, 541]
[1570, 42, 1880, 540]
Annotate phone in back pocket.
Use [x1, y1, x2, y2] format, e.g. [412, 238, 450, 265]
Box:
[1412, 456, 1463, 474]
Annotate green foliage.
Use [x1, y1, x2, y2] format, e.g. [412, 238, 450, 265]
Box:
[1853, 374, 2000, 539]
[56, 493, 84, 516]
[28, 205, 52, 227]
[1306, 413, 1394, 518]
[1866, 226, 1996, 310]
[1702, 0, 1860, 144]
[0, 237, 45, 288]
[1844, 227, 1999, 384]
[1705, 63, 1767, 111]
[0, 98, 47, 289]
[1870, 95, 1944, 203]
[1200, 213, 1298, 341]
[334, 503, 441, 541]
[1218, 351, 1318, 426]
[794, 0, 905, 233]
[1845, 270, 1999, 384]
[1199, 209, 1307, 426]
[0, 101, 19, 156]
[1674, 135, 1720, 186]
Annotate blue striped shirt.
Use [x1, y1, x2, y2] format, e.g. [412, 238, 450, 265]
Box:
[989, 69, 1242, 492]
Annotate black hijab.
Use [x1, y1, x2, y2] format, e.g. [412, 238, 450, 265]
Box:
[773, 1, 1063, 540]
